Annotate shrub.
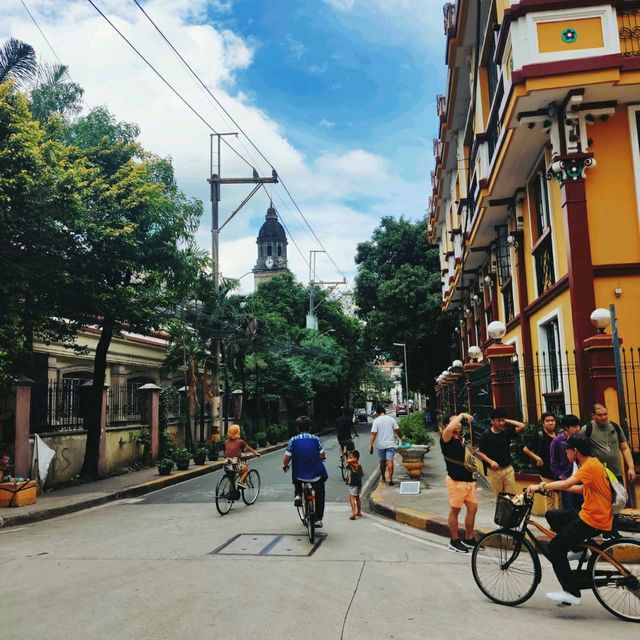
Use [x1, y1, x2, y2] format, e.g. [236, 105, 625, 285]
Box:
[173, 447, 190, 464]
[207, 440, 222, 460]
[266, 424, 284, 445]
[398, 412, 434, 447]
[255, 431, 268, 447]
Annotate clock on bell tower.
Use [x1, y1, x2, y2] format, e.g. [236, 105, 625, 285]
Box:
[253, 202, 289, 287]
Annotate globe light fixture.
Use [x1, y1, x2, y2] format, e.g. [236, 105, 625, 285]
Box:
[590, 308, 611, 334]
[487, 320, 507, 341]
[452, 359, 463, 369]
[468, 345, 481, 361]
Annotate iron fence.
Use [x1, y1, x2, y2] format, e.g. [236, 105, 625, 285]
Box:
[621, 347, 640, 453]
[31, 381, 84, 433]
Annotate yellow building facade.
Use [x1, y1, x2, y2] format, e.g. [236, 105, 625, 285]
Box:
[430, 0, 640, 452]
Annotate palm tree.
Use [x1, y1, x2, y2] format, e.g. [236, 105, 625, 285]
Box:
[0, 38, 37, 86]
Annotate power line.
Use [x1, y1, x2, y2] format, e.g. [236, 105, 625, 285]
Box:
[126, 0, 347, 284]
[84, 0, 253, 170]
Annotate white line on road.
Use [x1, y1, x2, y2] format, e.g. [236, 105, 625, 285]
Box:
[370, 520, 449, 552]
[0, 526, 27, 534]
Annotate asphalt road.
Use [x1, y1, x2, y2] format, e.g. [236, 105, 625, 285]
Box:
[2, 422, 638, 639]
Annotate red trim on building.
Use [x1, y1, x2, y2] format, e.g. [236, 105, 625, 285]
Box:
[593, 262, 640, 277]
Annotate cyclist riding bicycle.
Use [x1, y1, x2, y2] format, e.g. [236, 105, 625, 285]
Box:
[223, 424, 260, 488]
[283, 415, 328, 528]
[336, 406, 358, 456]
[527, 432, 613, 606]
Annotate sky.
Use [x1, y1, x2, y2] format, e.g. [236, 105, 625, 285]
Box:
[3, 0, 446, 293]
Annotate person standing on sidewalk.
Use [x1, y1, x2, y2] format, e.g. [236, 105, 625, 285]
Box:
[476, 408, 525, 496]
[522, 412, 558, 512]
[368, 405, 400, 486]
[550, 414, 583, 510]
[440, 413, 478, 553]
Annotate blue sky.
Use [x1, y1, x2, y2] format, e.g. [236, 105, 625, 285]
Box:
[3, 0, 445, 290]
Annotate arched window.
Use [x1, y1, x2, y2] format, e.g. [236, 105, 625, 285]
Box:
[277, 243, 282, 257]
[267, 244, 273, 256]
[259, 245, 263, 257]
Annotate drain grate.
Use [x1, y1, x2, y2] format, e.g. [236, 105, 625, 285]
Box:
[211, 533, 325, 557]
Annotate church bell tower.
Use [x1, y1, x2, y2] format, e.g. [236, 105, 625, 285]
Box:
[253, 202, 289, 287]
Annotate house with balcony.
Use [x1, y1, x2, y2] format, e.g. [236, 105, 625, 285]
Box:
[430, 0, 640, 453]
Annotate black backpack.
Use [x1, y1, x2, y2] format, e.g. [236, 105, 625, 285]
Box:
[585, 421, 624, 442]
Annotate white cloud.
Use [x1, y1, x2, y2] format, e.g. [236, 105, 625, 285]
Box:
[283, 33, 307, 60]
[318, 119, 335, 128]
[324, 0, 356, 10]
[2, 0, 428, 292]
[308, 63, 328, 75]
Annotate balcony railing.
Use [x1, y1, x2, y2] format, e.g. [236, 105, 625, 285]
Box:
[618, 8, 640, 57]
[433, 137, 443, 164]
[437, 94, 447, 121]
[443, 2, 456, 37]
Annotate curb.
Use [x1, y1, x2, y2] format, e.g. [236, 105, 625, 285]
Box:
[0, 441, 287, 529]
[367, 479, 495, 541]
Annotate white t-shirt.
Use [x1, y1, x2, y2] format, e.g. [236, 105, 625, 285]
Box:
[371, 414, 399, 449]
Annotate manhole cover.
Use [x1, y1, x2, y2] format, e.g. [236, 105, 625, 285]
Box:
[211, 533, 325, 557]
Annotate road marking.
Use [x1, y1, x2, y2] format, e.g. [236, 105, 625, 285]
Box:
[0, 526, 27, 534]
[370, 521, 448, 551]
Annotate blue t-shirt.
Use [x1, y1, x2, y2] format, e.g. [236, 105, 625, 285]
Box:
[286, 432, 328, 481]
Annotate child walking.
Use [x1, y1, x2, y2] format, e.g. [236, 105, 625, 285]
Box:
[346, 450, 364, 519]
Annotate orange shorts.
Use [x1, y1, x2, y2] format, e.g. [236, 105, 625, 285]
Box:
[446, 475, 478, 508]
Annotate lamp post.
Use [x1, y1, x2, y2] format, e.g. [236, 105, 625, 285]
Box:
[393, 342, 409, 405]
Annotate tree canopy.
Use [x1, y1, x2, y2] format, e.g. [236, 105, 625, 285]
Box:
[354, 216, 454, 398]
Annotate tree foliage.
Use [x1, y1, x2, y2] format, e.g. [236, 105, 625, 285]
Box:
[354, 216, 455, 397]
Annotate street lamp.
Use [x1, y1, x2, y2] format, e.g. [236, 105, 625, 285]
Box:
[393, 342, 409, 405]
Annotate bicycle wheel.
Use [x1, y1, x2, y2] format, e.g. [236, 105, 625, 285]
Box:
[589, 538, 640, 622]
[340, 456, 348, 482]
[241, 470, 261, 505]
[306, 498, 316, 544]
[215, 475, 234, 515]
[471, 530, 540, 606]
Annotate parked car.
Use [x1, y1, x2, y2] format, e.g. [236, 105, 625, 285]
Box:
[395, 404, 409, 416]
[354, 408, 368, 423]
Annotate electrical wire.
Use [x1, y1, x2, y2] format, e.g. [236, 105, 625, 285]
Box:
[127, 0, 347, 283]
[84, 0, 253, 170]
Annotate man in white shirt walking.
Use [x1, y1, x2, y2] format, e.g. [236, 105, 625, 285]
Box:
[369, 405, 400, 486]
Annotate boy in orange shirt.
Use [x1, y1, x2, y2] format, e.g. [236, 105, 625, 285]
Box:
[528, 433, 612, 606]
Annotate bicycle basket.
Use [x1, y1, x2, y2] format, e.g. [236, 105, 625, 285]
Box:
[615, 513, 640, 533]
[494, 493, 528, 529]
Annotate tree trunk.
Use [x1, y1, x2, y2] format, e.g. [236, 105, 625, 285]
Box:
[80, 319, 113, 479]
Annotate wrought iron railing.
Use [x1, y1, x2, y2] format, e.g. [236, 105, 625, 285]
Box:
[618, 8, 640, 57]
[533, 234, 555, 294]
[443, 2, 456, 36]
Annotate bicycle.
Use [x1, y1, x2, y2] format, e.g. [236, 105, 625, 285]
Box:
[338, 433, 358, 481]
[470, 491, 640, 622]
[283, 464, 319, 543]
[214, 455, 261, 516]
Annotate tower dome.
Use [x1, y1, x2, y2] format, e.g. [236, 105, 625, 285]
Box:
[257, 203, 287, 243]
[254, 202, 289, 287]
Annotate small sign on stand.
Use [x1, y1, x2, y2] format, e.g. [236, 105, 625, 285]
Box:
[399, 481, 420, 495]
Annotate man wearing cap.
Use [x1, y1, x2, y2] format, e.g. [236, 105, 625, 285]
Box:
[476, 408, 525, 496]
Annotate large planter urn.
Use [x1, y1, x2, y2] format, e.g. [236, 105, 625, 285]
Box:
[397, 445, 430, 479]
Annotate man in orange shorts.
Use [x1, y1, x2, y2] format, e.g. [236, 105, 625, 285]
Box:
[440, 413, 478, 553]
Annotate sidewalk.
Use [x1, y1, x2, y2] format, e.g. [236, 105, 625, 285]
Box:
[0, 442, 285, 529]
[368, 444, 640, 541]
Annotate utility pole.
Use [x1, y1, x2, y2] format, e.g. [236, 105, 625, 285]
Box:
[306, 249, 346, 330]
[208, 133, 278, 440]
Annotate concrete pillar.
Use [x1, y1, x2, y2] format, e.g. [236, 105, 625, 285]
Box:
[583, 333, 620, 421]
[140, 383, 161, 461]
[486, 342, 518, 414]
[13, 377, 34, 478]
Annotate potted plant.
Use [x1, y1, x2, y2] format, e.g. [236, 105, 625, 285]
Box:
[207, 440, 222, 461]
[157, 458, 174, 476]
[396, 413, 434, 478]
[173, 447, 191, 471]
[266, 424, 283, 445]
[193, 446, 207, 465]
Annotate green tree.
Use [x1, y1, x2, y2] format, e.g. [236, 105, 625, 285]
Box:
[58, 107, 204, 478]
[30, 63, 84, 123]
[0, 38, 36, 86]
[354, 216, 454, 397]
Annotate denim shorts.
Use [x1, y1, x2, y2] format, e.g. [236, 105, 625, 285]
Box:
[377, 447, 396, 462]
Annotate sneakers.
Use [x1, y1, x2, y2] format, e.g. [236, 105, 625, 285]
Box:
[448, 539, 469, 553]
[293, 495, 302, 507]
[567, 550, 590, 562]
[462, 538, 478, 549]
[387, 480, 396, 487]
[315, 520, 323, 528]
[546, 591, 581, 605]
[237, 482, 246, 489]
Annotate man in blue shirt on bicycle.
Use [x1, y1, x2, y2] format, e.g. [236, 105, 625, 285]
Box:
[283, 416, 328, 527]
